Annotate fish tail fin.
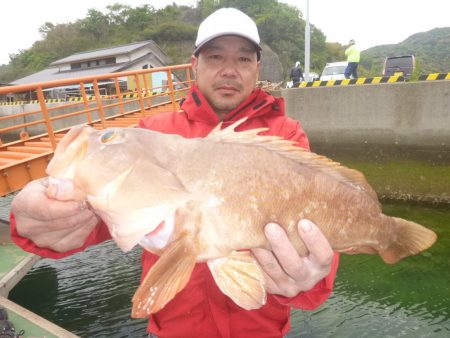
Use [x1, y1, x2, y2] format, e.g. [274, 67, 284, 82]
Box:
[380, 217, 437, 264]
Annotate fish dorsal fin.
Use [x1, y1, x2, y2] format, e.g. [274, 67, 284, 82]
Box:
[208, 117, 270, 142]
[286, 149, 379, 203]
[206, 119, 379, 204]
[207, 250, 266, 310]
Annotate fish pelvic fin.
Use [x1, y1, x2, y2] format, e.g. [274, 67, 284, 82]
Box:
[131, 234, 198, 318]
[207, 250, 266, 310]
[381, 216, 437, 264]
[206, 118, 379, 205]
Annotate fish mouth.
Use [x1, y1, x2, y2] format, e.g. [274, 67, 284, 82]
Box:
[58, 125, 88, 152]
[46, 125, 90, 177]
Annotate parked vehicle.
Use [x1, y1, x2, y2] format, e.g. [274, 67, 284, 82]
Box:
[383, 55, 415, 79]
[319, 61, 348, 81]
[304, 72, 320, 81]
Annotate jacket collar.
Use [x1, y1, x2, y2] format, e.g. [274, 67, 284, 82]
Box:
[180, 84, 285, 126]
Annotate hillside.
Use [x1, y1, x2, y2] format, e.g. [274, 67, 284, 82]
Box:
[360, 27, 450, 76]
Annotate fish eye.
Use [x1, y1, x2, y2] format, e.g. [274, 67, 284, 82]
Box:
[100, 130, 117, 143]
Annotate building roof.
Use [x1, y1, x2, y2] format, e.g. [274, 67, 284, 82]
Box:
[11, 64, 125, 86]
[11, 40, 170, 86]
[50, 40, 157, 65]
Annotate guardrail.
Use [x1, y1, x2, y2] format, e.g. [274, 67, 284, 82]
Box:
[299, 75, 405, 88]
[298, 72, 450, 88]
[0, 64, 193, 147]
[418, 72, 450, 81]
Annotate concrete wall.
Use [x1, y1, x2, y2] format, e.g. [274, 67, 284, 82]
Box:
[281, 81, 450, 150]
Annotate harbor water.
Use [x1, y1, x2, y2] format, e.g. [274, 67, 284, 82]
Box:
[8, 200, 450, 337]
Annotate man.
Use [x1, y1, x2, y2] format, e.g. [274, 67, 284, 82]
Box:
[290, 61, 304, 87]
[10, 8, 339, 338]
[344, 39, 360, 79]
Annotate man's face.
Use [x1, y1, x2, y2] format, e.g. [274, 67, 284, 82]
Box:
[191, 36, 260, 119]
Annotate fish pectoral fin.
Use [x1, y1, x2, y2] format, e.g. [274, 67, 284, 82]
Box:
[207, 250, 266, 310]
[131, 234, 198, 318]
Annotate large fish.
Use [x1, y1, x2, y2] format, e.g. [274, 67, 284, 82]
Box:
[46, 119, 437, 318]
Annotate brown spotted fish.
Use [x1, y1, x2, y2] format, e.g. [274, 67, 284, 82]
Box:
[45, 119, 437, 318]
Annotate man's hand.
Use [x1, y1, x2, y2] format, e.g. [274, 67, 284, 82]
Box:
[11, 178, 99, 252]
[251, 219, 333, 297]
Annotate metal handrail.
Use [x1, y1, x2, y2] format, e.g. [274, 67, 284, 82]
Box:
[0, 64, 193, 195]
[0, 64, 193, 148]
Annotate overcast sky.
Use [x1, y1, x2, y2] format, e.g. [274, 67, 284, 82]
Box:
[1, 0, 448, 65]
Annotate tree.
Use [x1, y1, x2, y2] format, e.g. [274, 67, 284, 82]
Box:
[38, 22, 55, 38]
[79, 9, 111, 40]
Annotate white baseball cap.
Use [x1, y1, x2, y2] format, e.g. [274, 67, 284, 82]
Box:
[194, 8, 262, 60]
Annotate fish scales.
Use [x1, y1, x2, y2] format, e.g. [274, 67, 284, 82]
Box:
[169, 133, 385, 258]
[45, 119, 437, 317]
[175, 139, 309, 250]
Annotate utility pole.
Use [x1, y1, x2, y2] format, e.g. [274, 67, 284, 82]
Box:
[304, 0, 310, 81]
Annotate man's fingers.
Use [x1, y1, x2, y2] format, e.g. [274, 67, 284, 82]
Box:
[52, 214, 99, 252]
[45, 199, 78, 218]
[251, 246, 281, 275]
[251, 247, 280, 292]
[298, 219, 333, 267]
[264, 223, 303, 277]
[13, 180, 80, 222]
[32, 213, 98, 250]
[251, 220, 335, 297]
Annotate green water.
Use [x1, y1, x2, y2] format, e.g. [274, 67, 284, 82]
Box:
[289, 201, 450, 338]
[9, 200, 449, 338]
[313, 144, 450, 204]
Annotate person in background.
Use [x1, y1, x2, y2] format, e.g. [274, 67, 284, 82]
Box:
[10, 7, 339, 338]
[344, 39, 360, 79]
[290, 61, 304, 87]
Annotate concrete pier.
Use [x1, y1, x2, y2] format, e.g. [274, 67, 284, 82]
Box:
[281, 80, 450, 149]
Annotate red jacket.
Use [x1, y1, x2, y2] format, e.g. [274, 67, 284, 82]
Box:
[11, 85, 339, 338]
